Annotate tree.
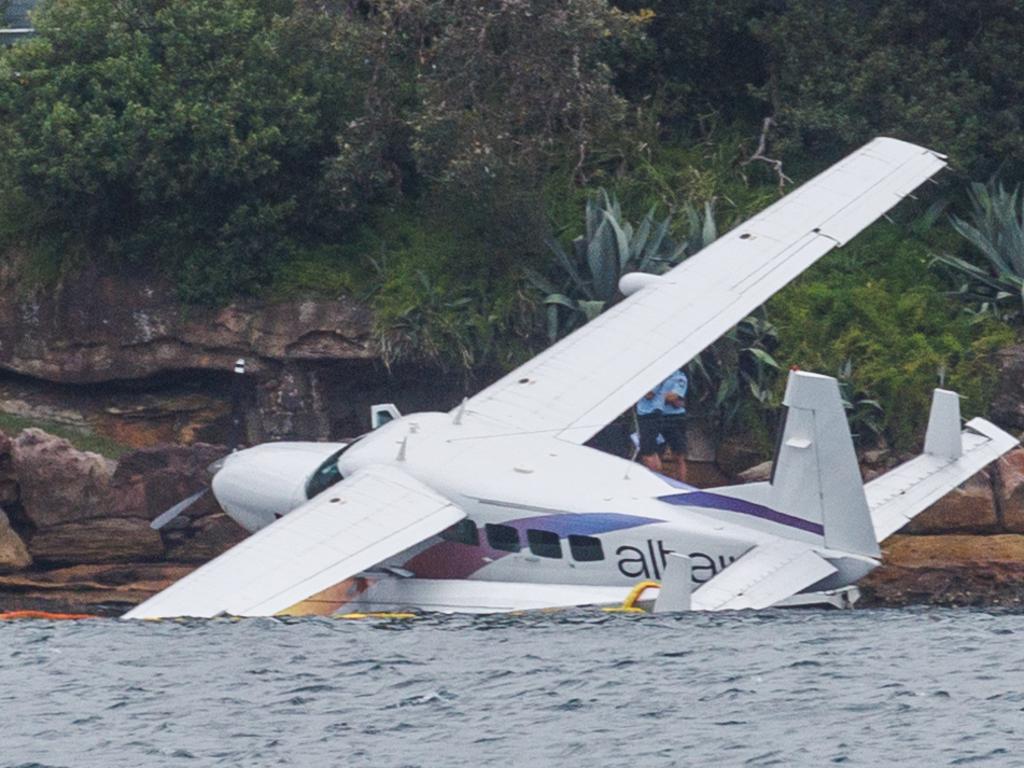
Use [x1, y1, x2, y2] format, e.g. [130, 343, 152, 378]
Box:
[751, 0, 1024, 177]
[0, 0, 365, 302]
[611, 0, 768, 131]
[409, 0, 637, 190]
[0, 0, 641, 304]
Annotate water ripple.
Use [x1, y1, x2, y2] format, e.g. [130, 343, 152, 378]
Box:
[3, 607, 1024, 766]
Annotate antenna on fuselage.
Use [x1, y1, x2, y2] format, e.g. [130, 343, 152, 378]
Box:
[453, 397, 467, 425]
[397, 436, 408, 461]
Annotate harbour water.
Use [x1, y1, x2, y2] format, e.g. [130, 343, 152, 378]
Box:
[3, 607, 1023, 767]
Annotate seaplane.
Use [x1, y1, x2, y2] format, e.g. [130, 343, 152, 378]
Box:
[125, 138, 1019, 619]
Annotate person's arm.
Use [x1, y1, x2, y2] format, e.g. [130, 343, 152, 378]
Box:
[664, 372, 687, 408]
[664, 391, 684, 408]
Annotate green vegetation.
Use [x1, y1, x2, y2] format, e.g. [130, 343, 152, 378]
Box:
[0, 412, 132, 459]
[768, 224, 1015, 448]
[934, 181, 1024, 322]
[2, 0, 1023, 448]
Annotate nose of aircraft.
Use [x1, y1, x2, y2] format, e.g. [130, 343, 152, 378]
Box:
[211, 442, 347, 532]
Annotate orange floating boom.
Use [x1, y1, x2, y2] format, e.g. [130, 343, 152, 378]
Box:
[0, 610, 98, 621]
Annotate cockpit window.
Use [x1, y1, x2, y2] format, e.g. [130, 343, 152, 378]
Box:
[440, 519, 479, 545]
[305, 439, 362, 499]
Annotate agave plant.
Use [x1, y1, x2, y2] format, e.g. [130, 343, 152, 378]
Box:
[535, 190, 714, 341]
[933, 180, 1024, 322]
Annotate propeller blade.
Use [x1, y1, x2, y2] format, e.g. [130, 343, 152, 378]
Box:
[150, 488, 208, 530]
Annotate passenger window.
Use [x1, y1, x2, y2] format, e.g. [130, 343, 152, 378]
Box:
[527, 529, 562, 559]
[485, 523, 520, 552]
[568, 534, 604, 562]
[440, 519, 479, 546]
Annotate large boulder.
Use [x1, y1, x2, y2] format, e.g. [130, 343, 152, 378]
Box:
[902, 470, 999, 535]
[3, 430, 239, 567]
[12, 428, 115, 528]
[737, 460, 772, 484]
[998, 448, 1024, 534]
[28, 517, 164, 564]
[861, 534, 1024, 606]
[0, 509, 31, 573]
[109, 443, 226, 523]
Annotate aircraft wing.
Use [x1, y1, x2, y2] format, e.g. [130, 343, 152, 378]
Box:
[123, 465, 464, 619]
[690, 542, 837, 611]
[460, 138, 946, 444]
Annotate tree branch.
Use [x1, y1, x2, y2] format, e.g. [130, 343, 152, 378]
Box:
[742, 117, 792, 191]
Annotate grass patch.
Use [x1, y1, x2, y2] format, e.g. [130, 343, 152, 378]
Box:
[267, 242, 363, 300]
[0, 412, 133, 459]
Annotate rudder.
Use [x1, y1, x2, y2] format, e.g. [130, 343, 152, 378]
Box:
[773, 371, 879, 557]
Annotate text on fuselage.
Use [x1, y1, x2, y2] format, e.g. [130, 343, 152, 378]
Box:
[616, 540, 736, 583]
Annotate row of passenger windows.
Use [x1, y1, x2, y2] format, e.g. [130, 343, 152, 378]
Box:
[439, 520, 604, 562]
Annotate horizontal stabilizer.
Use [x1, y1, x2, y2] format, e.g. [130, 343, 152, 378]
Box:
[691, 542, 837, 611]
[868, 417, 1019, 542]
[124, 465, 464, 619]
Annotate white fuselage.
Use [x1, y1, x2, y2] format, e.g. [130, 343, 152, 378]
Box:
[209, 412, 873, 613]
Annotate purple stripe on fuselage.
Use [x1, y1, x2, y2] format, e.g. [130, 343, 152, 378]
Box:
[657, 491, 825, 536]
[505, 513, 661, 538]
[402, 512, 662, 579]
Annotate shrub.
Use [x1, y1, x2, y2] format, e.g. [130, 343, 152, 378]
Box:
[353, 205, 541, 375]
[770, 223, 1014, 449]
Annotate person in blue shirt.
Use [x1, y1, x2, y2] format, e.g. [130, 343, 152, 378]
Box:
[636, 368, 689, 482]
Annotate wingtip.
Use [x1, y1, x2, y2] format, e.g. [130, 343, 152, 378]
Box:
[870, 136, 948, 162]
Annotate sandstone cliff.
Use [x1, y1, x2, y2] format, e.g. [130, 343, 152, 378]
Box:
[0, 258, 470, 448]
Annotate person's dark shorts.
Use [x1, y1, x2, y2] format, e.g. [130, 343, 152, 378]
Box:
[638, 412, 687, 456]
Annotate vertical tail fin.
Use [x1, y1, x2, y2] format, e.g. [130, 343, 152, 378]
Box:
[773, 371, 879, 557]
[923, 389, 962, 460]
[693, 370, 880, 557]
[868, 392, 1018, 542]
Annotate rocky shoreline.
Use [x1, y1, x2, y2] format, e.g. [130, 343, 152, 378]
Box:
[1, 255, 1023, 615]
[2, 425, 1023, 616]
[0, 428, 245, 616]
